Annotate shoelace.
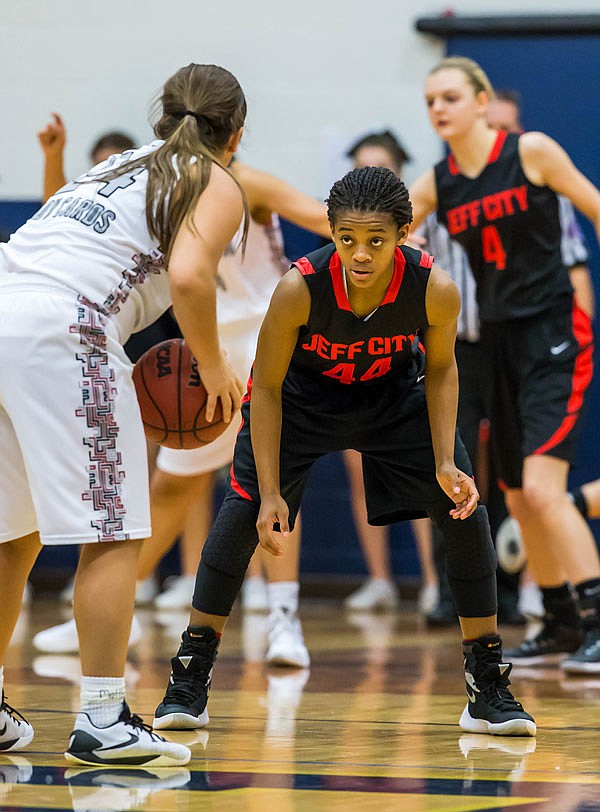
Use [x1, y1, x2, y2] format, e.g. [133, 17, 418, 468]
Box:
[122, 710, 166, 743]
[469, 648, 526, 714]
[166, 671, 208, 706]
[166, 644, 216, 706]
[479, 675, 525, 713]
[0, 696, 28, 728]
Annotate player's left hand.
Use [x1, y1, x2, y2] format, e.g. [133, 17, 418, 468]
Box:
[436, 464, 479, 520]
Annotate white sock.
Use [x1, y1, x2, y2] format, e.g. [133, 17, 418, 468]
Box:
[268, 581, 299, 614]
[0, 665, 4, 696]
[245, 575, 265, 585]
[80, 676, 126, 727]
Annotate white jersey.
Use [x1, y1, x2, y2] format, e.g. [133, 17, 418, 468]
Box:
[216, 214, 288, 333]
[0, 141, 170, 345]
[157, 214, 290, 478]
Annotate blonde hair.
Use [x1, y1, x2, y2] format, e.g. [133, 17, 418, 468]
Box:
[429, 57, 495, 101]
[93, 64, 248, 258]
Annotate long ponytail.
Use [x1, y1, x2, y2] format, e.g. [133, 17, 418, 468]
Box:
[92, 64, 248, 259]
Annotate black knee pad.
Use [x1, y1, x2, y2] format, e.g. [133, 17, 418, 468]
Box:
[431, 504, 497, 581]
[202, 494, 260, 575]
[430, 504, 497, 618]
[192, 495, 260, 616]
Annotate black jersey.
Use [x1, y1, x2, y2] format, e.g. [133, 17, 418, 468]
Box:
[284, 242, 432, 393]
[435, 131, 573, 323]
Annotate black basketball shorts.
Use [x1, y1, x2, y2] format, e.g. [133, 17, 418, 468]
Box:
[228, 371, 472, 526]
[480, 299, 593, 490]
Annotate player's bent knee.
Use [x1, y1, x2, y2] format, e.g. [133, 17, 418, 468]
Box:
[433, 505, 497, 580]
[520, 480, 561, 514]
[201, 495, 260, 577]
[431, 506, 498, 618]
[192, 496, 260, 616]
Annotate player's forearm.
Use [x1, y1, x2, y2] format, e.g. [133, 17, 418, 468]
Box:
[569, 265, 595, 319]
[42, 155, 66, 202]
[170, 274, 222, 370]
[250, 385, 283, 499]
[425, 361, 459, 470]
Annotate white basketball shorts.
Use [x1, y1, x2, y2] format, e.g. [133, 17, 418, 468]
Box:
[0, 287, 150, 545]
[156, 321, 260, 477]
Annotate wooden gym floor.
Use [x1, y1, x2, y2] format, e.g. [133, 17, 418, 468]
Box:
[2, 598, 600, 811]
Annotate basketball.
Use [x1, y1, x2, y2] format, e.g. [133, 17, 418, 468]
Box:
[132, 338, 226, 449]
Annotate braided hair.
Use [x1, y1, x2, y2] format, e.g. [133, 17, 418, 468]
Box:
[326, 167, 413, 230]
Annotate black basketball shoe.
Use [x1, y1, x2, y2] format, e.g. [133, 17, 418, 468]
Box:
[562, 582, 600, 674]
[459, 636, 536, 737]
[562, 628, 600, 674]
[153, 627, 219, 730]
[504, 616, 583, 666]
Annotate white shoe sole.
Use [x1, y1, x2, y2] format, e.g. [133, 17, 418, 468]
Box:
[505, 652, 565, 667]
[459, 704, 536, 737]
[63, 748, 191, 767]
[561, 660, 600, 674]
[152, 709, 209, 730]
[267, 654, 310, 668]
[344, 604, 398, 613]
[266, 647, 310, 668]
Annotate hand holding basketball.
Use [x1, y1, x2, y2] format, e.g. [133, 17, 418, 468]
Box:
[199, 355, 245, 424]
[132, 338, 241, 449]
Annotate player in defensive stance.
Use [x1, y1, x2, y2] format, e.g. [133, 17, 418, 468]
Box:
[0, 63, 247, 764]
[154, 167, 536, 737]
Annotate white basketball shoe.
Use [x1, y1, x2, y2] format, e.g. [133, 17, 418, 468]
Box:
[33, 616, 142, 654]
[0, 693, 34, 752]
[65, 702, 190, 767]
[266, 607, 310, 668]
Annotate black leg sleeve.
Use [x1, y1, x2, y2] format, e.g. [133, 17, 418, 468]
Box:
[192, 494, 260, 616]
[429, 504, 498, 618]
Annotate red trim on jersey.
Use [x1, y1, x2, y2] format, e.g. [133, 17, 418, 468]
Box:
[330, 248, 407, 310]
[419, 251, 434, 269]
[534, 302, 594, 456]
[293, 257, 316, 276]
[448, 130, 507, 176]
[329, 252, 353, 311]
[242, 371, 253, 404]
[487, 130, 508, 164]
[381, 248, 406, 305]
[229, 372, 254, 501]
[448, 153, 460, 176]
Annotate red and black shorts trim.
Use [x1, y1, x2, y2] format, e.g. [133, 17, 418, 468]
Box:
[481, 299, 593, 490]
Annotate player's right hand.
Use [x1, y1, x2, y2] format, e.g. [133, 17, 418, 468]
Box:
[436, 464, 480, 520]
[256, 494, 290, 557]
[200, 356, 244, 424]
[37, 113, 66, 155]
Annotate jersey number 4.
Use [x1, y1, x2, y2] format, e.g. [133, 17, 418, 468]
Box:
[481, 225, 507, 270]
[323, 357, 392, 384]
